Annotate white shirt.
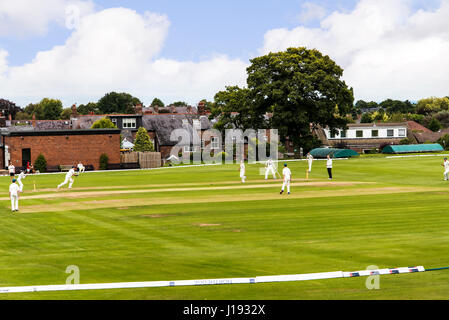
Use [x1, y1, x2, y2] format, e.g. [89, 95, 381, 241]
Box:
[307, 154, 313, 162]
[66, 168, 75, 178]
[18, 172, 26, 181]
[77, 163, 84, 169]
[266, 159, 274, 168]
[9, 183, 20, 197]
[327, 159, 333, 168]
[240, 163, 245, 172]
[444, 160, 449, 170]
[283, 167, 291, 180]
[8, 165, 15, 174]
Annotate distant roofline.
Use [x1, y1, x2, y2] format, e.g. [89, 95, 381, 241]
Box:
[2, 129, 121, 137]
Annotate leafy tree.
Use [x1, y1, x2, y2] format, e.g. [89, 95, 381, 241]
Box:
[39, 98, 64, 120]
[150, 98, 165, 107]
[399, 138, 412, 145]
[428, 117, 442, 132]
[246, 47, 354, 151]
[34, 154, 47, 173]
[355, 100, 378, 113]
[97, 92, 142, 114]
[389, 113, 405, 122]
[360, 113, 373, 123]
[0, 99, 22, 119]
[380, 99, 415, 114]
[171, 101, 188, 107]
[91, 117, 118, 129]
[416, 97, 449, 115]
[15, 112, 32, 120]
[24, 103, 44, 119]
[60, 108, 72, 120]
[199, 99, 214, 111]
[133, 127, 155, 152]
[211, 86, 267, 132]
[78, 102, 100, 115]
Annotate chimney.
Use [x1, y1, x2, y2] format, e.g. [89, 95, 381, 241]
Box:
[135, 104, 143, 115]
[170, 105, 176, 114]
[187, 105, 192, 114]
[154, 105, 159, 114]
[198, 101, 206, 115]
[32, 113, 36, 127]
[8, 114, 12, 121]
[71, 104, 78, 118]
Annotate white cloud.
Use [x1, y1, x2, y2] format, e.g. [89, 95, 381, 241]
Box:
[260, 0, 449, 102]
[0, 0, 95, 37]
[297, 2, 327, 24]
[0, 7, 248, 106]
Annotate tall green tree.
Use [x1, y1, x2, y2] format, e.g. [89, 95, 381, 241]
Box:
[245, 47, 354, 150]
[78, 102, 100, 115]
[97, 92, 142, 114]
[91, 117, 118, 129]
[60, 108, 72, 120]
[133, 127, 155, 152]
[39, 98, 64, 120]
[210, 86, 267, 131]
[150, 98, 165, 107]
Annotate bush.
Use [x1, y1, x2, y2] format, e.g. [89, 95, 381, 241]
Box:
[34, 154, 47, 173]
[399, 138, 412, 145]
[99, 153, 109, 170]
[428, 118, 442, 132]
[437, 134, 449, 150]
[91, 118, 117, 129]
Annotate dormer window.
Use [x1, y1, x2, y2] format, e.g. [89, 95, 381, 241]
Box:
[123, 118, 136, 129]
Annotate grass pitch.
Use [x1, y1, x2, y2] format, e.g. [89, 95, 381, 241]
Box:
[1, 156, 449, 300]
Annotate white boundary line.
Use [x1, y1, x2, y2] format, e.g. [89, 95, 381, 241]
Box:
[0, 266, 425, 294]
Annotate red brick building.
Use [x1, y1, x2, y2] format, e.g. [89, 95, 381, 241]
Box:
[1, 129, 121, 170]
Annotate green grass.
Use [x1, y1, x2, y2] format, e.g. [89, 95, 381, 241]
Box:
[1, 156, 449, 300]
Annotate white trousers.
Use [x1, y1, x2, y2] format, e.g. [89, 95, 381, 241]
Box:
[240, 171, 246, 182]
[18, 180, 23, 192]
[58, 177, 74, 188]
[10, 195, 18, 211]
[444, 169, 449, 180]
[265, 167, 276, 179]
[79, 166, 85, 173]
[308, 161, 313, 172]
[282, 179, 290, 193]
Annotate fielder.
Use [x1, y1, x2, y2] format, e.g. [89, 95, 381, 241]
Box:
[17, 170, 26, 192]
[8, 162, 15, 182]
[327, 155, 333, 180]
[443, 157, 449, 181]
[265, 158, 277, 180]
[307, 153, 314, 172]
[240, 160, 246, 183]
[280, 163, 292, 195]
[57, 166, 78, 189]
[77, 162, 85, 173]
[9, 179, 20, 212]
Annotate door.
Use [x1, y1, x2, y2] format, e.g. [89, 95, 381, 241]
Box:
[22, 148, 31, 168]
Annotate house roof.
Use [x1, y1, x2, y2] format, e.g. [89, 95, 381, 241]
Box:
[346, 122, 408, 128]
[406, 121, 432, 133]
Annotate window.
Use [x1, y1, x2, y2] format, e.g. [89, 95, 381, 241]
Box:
[211, 137, 220, 150]
[372, 130, 379, 137]
[356, 130, 363, 138]
[330, 131, 336, 139]
[123, 118, 136, 129]
[184, 145, 194, 152]
[398, 129, 406, 137]
[340, 130, 346, 138]
[387, 129, 394, 137]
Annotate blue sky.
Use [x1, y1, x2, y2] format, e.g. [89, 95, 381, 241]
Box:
[2, 0, 360, 66]
[0, 0, 448, 107]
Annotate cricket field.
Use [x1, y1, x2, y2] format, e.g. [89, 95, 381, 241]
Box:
[1, 155, 449, 300]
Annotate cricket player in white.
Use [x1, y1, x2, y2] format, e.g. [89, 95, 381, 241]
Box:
[265, 158, 276, 180]
[17, 171, 26, 192]
[9, 179, 20, 212]
[307, 153, 314, 172]
[8, 162, 15, 182]
[280, 163, 292, 195]
[77, 162, 85, 173]
[240, 160, 246, 183]
[443, 158, 449, 181]
[327, 155, 333, 180]
[57, 167, 77, 189]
